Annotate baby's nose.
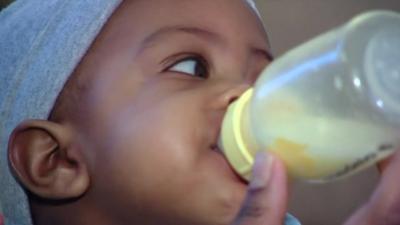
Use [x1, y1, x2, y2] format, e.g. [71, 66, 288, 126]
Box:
[216, 82, 251, 108]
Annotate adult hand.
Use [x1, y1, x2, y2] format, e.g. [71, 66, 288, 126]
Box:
[232, 152, 289, 225]
[344, 150, 400, 225]
[0, 212, 4, 225]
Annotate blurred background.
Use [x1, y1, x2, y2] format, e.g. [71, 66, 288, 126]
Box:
[1, 0, 400, 224]
[255, 0, 400, 224]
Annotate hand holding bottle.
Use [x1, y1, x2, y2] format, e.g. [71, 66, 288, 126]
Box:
[232, 149, 400, 225]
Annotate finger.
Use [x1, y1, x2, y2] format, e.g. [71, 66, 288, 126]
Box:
[345, 150, 400, 225]
[234, 152, 288, 225]
[0, 213, 4, 225]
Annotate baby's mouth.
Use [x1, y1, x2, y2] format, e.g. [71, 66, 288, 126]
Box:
[207, 114, 247, 183]
[210, 144, 223, 155]
[211, 143, 248, 184]
[209, 118, 223, 155]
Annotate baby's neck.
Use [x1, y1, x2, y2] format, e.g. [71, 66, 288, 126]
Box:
[30, 199, 112, 225]
[30, 199, 193, 225]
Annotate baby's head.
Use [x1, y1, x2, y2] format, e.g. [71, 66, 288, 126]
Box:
[0, 1, 271, 225]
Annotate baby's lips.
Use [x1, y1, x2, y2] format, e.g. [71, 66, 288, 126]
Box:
[211, 144, 224, 155]
[208, 113, 224, 151]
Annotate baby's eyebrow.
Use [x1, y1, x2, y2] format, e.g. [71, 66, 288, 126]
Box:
[138, 25, 226, 53]
[137, 25, 273, 62]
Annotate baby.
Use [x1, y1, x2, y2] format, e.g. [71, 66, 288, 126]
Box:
[1, 1, 400, 225]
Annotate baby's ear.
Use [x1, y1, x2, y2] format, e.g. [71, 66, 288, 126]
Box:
[8, 120, 89, 200]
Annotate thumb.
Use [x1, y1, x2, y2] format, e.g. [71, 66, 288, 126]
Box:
[234, 152, 288, 225]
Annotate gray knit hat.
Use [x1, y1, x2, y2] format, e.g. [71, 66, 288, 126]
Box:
[0, 1, 274, 225]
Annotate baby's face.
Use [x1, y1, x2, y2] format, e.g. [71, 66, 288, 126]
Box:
[73, 0, 271, 224]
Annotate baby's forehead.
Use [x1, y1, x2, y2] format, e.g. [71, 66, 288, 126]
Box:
[81, 0, 268, 76]
[100, 0, 265, 47]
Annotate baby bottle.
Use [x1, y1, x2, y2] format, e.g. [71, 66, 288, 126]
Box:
[219, 10, 400, 182]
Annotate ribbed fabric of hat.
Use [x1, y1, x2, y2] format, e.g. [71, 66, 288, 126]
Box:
[0, 1, 262, 225]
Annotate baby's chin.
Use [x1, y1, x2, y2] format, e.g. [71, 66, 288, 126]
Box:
[200, 149, 248, 223]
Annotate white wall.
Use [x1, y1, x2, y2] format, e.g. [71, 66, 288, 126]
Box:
[255, 1, 400, 224]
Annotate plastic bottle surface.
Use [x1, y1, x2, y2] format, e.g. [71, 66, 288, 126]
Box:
[219, 10, 400, 182]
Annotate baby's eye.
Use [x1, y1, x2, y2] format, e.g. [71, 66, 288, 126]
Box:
[166, 56, 209, 79]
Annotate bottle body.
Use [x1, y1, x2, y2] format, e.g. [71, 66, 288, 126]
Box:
[220, 10, 400, 182]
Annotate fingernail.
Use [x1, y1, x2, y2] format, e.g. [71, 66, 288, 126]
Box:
[249, 152, 275, 190]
